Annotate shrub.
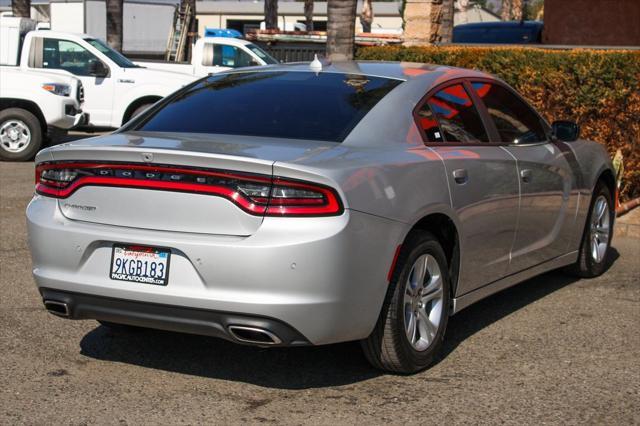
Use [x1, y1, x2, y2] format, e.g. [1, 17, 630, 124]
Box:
[356, 46, 640, 201]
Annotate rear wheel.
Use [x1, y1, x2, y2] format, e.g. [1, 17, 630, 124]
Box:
[361, 231, 451, 374]
[566, 181, 614, 278]
[0, 108, 42, 161]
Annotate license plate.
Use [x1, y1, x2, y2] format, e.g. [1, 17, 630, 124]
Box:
[110, 244, 171, 286]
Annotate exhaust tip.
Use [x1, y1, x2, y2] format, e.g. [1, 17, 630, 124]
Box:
[228, 325, 282, 345]
[44, 300, 69, 317]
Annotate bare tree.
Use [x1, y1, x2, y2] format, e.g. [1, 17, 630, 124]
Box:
[360, 0, 373, 33]
[304, 0, 314, 31]
[265, 0, 278, 30]
[326, 0, 357, 60]
[11, 0, 30, 17]
[106, 0, 124, 52]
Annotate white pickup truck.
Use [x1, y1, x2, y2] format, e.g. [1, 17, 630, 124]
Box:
[2, 16, 196, 129]
[1, 33, 86, 160]
[137, 37, 279, 78]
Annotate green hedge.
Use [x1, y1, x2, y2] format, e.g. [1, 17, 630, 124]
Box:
[356, 46, 640, 201]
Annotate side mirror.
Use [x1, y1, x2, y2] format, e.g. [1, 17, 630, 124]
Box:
[552, 120, 580, 142]
[88, 60, 109, 78]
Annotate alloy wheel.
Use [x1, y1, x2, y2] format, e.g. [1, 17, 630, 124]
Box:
[403, 254, 444, 352]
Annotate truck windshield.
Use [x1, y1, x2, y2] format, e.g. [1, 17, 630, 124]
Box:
[245, 44, 279, 64]
[135, 71, 401, 142]
[85, 38, 137, 68]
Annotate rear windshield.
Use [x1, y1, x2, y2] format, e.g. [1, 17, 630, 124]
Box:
[135, 71, 401, 142]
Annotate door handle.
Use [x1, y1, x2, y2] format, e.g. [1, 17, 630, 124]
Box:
[520, 169, 532, 183]
[452, 169, 468, 185]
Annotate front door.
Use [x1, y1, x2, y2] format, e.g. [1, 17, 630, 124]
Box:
[417, 82, 520, 295]
[32, 37, 114, 126]
[470, 81, 575, 272]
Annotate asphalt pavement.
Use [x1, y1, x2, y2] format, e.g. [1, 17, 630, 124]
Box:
[1, 161, 639, 425]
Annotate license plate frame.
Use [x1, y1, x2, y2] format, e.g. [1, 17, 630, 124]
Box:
[109, 244, 171, 286]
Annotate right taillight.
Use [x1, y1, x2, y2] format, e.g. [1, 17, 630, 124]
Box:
[266, 177, 343, 216]
[35, 161, 343, 217]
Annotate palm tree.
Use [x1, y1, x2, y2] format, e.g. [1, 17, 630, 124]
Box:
[11, 0, 30, 17]
[501, 0, 513, 20]
[106, 0, 124, 52]
[512, 0, 524, 20]
[360, 0, 373, 33]
[304, 0, 314, 31]
[438, 0, 454, 43]
[429, 0, 454, 44]
[327, 0, 357, 60]
[265, 0, 278, 30]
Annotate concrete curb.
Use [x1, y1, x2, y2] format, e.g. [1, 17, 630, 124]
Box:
[615, 200, 640, 239]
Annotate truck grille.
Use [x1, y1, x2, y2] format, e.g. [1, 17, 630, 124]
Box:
[77, 82, 84, 103]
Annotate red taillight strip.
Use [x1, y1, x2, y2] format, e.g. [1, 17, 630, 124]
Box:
[36, 176, 267, 214]
[35, 162, 344, 217]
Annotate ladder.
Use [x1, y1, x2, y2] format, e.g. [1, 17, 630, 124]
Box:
[165, 3, 192, 62]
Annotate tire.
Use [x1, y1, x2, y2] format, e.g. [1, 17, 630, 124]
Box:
[0, 108, 43, 161]
[566, 181, 614, 278]
[361, 231, 451, 374]
[127, 103, 154, 123]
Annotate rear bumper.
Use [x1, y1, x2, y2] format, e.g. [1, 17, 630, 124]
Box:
[27, 196, 405, 345]
[40, 288, 311, 346]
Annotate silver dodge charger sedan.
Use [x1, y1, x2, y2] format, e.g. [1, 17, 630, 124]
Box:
[27, 61, 616, 373]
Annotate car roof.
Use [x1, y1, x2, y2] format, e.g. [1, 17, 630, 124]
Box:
[224, 60, 493, 86]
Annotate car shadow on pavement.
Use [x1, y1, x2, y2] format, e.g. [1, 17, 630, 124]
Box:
[79, 248, 620, 389]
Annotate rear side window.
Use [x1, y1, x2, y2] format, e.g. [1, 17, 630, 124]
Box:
[472, 82, 547, 144]
[417, 84, 489, 143]
[136, 71, 401, 142]
[202, 44, 255, 68]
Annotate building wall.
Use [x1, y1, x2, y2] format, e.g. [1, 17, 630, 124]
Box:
[196, 14, 402, 37]
[543, 0, 640, 46]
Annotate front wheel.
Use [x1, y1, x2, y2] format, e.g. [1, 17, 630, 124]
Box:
[0, 108, 43, 161]
[566, 181, 614, 278]
[361, 231, 451, 374]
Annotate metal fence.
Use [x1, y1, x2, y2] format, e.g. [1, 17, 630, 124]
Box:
[254, 41, 326, 62]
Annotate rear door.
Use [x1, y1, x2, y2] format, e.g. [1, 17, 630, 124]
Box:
[416, 81, 520, 295]
[470, 81, 576, 273]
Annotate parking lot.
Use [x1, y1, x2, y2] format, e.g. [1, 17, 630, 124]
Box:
[1, 161, 638, 424]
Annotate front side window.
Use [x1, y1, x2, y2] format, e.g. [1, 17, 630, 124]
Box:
[246, 44, 279, 64]
[41, 39, 101, 76]
[85, 38, 136, 68]
[472, 82, 547, 144]
[202, 45, 255, 68]
[136, 71, 401, 142]
[418, 84, 489, 143]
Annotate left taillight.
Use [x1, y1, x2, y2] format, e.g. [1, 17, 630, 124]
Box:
[35, 162, 343, 217]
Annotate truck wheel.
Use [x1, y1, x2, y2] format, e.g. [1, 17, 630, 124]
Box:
[361, 231, 451, 374]
[0, 108, 43, 161]
[128, 103, 154, 122]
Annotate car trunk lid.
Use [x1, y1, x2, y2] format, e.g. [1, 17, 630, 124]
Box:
[44, 132, 307, 236]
